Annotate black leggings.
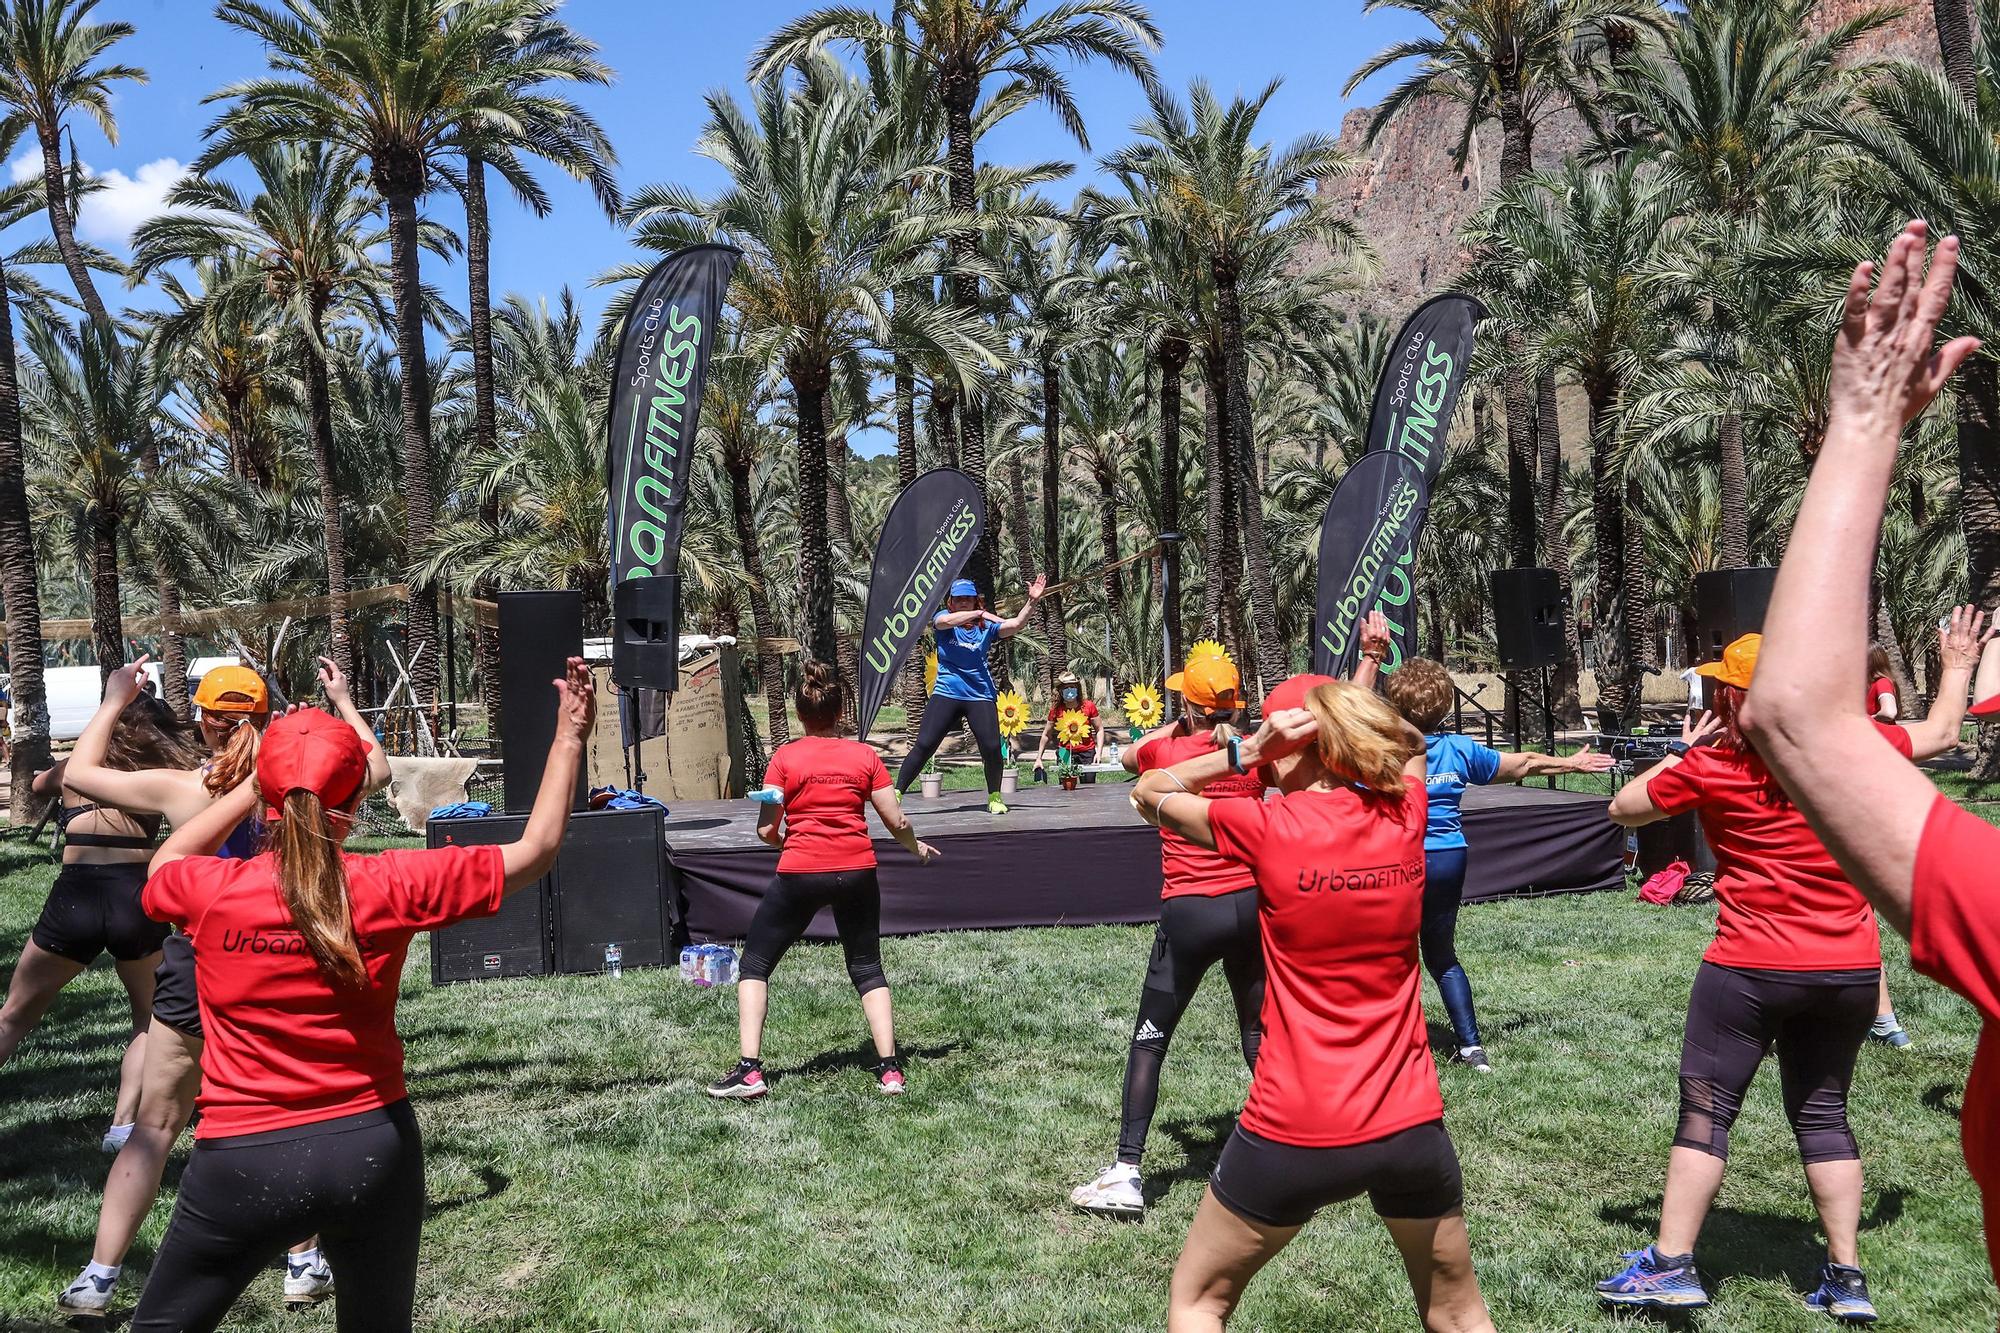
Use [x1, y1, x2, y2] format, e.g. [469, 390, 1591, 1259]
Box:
[739, 868, 887, 996]
[1118, 889, 1264, 1165]
[1421, 848, 1480, 1048]
[1675, 961, 1877, 1165]
[896, 695, 1004, 794]
[130, 1101, 425, 1333]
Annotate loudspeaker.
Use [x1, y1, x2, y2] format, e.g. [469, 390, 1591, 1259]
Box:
[497, 591, 586, 814]
[613, 575, 680, 693]
[1694, 567, 1778, 662]
[551, 806, 673, 975]
[1489, 568, 1565, 671]
[427, 814, 551, 983]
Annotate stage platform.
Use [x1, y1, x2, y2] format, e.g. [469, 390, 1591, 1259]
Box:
[665, 782, 1623, 944]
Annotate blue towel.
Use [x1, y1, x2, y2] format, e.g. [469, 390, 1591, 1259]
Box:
[429, 801, 493, 821]
[589, 786, 668, 813]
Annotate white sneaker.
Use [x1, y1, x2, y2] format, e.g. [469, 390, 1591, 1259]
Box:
[57, 1266, 117, 1315]
[283, 1251, 335, 1307]
[101, 1122, 134, 1154]
[1070, 1162, 1144, 1218]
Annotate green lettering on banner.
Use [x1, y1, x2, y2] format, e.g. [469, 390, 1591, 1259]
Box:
[866, 499, 980, 678]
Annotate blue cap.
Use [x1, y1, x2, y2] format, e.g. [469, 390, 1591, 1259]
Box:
[949, 578, 979, 598]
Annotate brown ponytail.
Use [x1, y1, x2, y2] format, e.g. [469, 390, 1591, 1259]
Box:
[204, 716, 264, 797]
[273, 788, 365, 989]
[796, 659, 843, 730]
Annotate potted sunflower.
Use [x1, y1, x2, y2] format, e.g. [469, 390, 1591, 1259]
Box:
[1054, 708, 1093, 789]
[995, 689, 1029, 795]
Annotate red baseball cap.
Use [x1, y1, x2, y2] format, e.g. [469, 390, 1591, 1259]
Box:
[257, 709, 368, 821]
[1262, 673, 1337, 715]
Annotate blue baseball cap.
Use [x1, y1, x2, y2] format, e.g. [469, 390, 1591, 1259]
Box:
[949, 578, 979, 598]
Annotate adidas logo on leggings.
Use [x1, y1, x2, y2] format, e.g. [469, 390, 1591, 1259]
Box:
[1134, 1019, 1167, 1046]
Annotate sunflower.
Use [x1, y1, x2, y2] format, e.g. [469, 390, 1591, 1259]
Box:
[924, 650, 937, 696]
[995, 689, 1030, 738]
[1187, 639, 1233, 666]
[1122, 682, 1164, 730]
[1056, 708, 1094, 748]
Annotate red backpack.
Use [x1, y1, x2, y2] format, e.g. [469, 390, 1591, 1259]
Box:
[1638, 859, 1690, 905]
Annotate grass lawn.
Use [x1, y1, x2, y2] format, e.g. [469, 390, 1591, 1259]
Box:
[0, 837, 1992, 1330]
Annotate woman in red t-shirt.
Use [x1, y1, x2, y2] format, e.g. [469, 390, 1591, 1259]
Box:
[709, 661, 940, 1100]
[124, 660, 594, 1332]
[1599, 617, 1981, 1320]
[1133, 674, 1495, 1333]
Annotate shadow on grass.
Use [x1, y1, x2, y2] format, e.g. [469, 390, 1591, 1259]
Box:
[1923, 1082, 1963, 1120]
[427, 1162, 511, 1220]
[1425, 1014, 1535, 1055]
[1141, 1109, 1239, 1208]
[1599, 1188, 1908, 1291]
[767, 1039, 961, 1085]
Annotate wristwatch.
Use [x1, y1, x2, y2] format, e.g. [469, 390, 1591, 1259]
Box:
[1227, 735, 1247, 773]
[1665, 740, 1691, 757]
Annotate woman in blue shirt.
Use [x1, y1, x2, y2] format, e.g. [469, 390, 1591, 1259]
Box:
[894, 574, 1045, 814]
[1381, 659, 1610, 1071]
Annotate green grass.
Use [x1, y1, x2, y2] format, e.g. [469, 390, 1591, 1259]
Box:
[0, 839, 1991, 1330]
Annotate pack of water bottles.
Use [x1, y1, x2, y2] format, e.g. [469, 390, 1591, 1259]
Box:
[679, 942, 739, 987]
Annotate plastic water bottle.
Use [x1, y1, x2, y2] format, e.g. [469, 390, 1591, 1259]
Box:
[679, 944, 699, 981]
[692, 943, 716, 987]
[706, 945, 738, 986]
[604, 943, 623, 978]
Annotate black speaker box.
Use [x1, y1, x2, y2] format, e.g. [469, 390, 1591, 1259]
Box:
[425, 808, 674, 985]
[1489, 568, 1565, 671]
[613, 575, 680, 693]
[496, 591, 586, 814]
[1694, 567, 1778, 662]
[427, 814, 551, 984]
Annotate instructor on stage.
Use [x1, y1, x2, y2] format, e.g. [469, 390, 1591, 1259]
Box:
[896, 573, 1045, 814]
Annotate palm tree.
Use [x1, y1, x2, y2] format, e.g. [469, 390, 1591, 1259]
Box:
[1936, 0, 1978, 102]
[1102, 78, 1357, 691]
[133, 142, 396, 683]
[751, 0, 1160, 592]
[619, 58, 996, 665]
[202, 0, 558, 711]
[1347, 0, 1666, 567]
[0, 0, 142, 327]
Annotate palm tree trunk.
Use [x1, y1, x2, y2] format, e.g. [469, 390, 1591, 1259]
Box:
[1622, 466, 1651, 691]
[828, 429, 854, 550]
[91, 510, 122, 689]
[1718, 410, 1750, 568]
[1039, 350, 1067, 685]
[0, 257, 50, 822]
[725, 449, 788, 750]
[463, 147, 502, 727]
[1588, 382, 1630, 732]
[1159, 339, 1186, 690]
[1537, 370, 1583, 722]
[383, 184, 441, 711]
[1502, 356, 1537, 568]
[1935, 0, 1979, 105]
[895, 354, 918, 488]
[1099, 469, 1122, 605]
[38, 126, 110, 327]
[1214, 261, 1286, 691]
[303, 312, 353, 686]
[791, 364, 838, 664]
[942, 86, 993, 593]
[152, 565, 189, 720]
[935, 389, 959, 471]
[1200, 361, 1229, 638]
[1958, 358, 2000, 776]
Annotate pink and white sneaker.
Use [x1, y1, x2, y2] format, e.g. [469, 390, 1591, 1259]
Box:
[707, 1059, 767, 1099]
[874, 1060, 906, 1095]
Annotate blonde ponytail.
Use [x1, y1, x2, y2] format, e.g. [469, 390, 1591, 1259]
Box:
[1302, 681, 1418, 794]
[204, 718, 263, 797]
[273, 788, 365, 989]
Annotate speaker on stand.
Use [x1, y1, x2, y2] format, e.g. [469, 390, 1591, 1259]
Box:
[496, 591, 587, 814]
[1489, 568, 1566, 778]
[612, 575, 680, 794]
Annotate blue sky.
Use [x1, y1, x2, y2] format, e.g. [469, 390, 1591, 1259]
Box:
[63, 1, 1432, 452]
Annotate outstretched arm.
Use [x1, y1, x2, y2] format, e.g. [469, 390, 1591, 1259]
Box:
[1742, 222, 1981, 937]
[499, 659, 595, 893]
[1494, 745, 1614, 783]
[1896, 606, 1992, 760]
[1608, 713, 1723, 827]
[868, 787, 940, 863]
[996, 575, 1048, 638]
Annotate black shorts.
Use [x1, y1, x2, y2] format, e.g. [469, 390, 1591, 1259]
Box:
[1210, 1121, 1463, 1227]
[31, 861, 168, 964]
[151, 933, 202, 1040]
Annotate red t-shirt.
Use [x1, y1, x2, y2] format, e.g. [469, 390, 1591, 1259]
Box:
[1206, 779, 1441, 1147]
[1867, 677, 1897, 716]
[1048, 699, 1100, 753]
[1646, 724, 1912, 971]
[143, 845, 504, 1138]
[1136, 731, 1260, 898]
[763, 736, 891, 874]
[1911, 795, 2000, 1287]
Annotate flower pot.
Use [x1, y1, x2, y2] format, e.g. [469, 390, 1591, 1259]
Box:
[1000, 768, 1019, 796]
[1060, 775, 1079, 792]
[920, 772, 943, 799]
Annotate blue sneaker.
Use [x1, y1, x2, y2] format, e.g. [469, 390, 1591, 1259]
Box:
[1805, 1263, 1878, 1323]
[1597, 1247, 1709, 1309]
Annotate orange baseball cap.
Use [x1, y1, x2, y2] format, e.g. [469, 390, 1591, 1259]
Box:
[1166, 655, 1242, 709]
[1694, 633, 1760, 690]
[193, 665, 270, 715]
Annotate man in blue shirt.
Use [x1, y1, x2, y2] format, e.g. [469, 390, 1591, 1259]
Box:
[894, 575, 1045, 814]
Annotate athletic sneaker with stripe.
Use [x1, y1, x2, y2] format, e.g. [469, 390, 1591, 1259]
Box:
[1804, 1263, 1878, 1323]
[1070, 1162, 1144, 1218]
[284, 1250, 335, 1307]
[57, 1268, 118, 1315]
[1597, 1246, 1709, 1309]
[707, 1058, 768, 1099]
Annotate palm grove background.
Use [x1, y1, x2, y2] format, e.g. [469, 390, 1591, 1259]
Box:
[0, 0, 1992, 815]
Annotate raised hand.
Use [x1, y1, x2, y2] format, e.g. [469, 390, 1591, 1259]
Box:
[553, 657, 595, 740]
[1567, 744, 1615, 773]
[1829, 221, 1981, 431]
[1682, 709, 1724, 749]
[105, 655, 151, 708]
[1245, 708, 1319, 768]
[317, 656, 354, 708]
[1359, 610, 1392, 662]
[1939, 604, 1995, 671]
[1027, 574, 1048, 602]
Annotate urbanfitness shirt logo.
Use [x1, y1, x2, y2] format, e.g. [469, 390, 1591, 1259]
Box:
[863, 500, 981, 676]
[615, 296, 704, 577]
[1296, 854, 1424, 896]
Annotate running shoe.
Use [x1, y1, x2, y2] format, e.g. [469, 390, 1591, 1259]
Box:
[1805, 1263, 1879, 1323]
[706, 1059, 768, 1099]
[874, 1059, 906, 1096]
[1869, 1015, 1912, 1049]
[1070, 1162, 1144, 1219]
[283, 1251, 336, 1308]
[1453, 1045, 1493, 1074]
[100, 1121, 134, 1154]
[987, 794, 1009, 815]
[1597, 1247, 1709, 1310]
[57, 1266, 117, 1315]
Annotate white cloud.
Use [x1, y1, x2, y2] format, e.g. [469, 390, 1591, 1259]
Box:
[75, 158, 187, 247]
[8, 152, 35, 185]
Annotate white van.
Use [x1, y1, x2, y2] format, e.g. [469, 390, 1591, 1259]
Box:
[6, 658, 239, 741]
